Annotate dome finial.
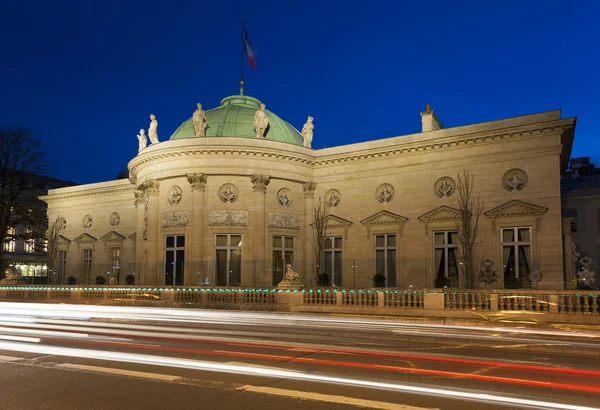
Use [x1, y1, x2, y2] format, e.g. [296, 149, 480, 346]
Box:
[240, 76, 244, 96]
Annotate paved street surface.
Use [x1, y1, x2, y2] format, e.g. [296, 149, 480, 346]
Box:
[0, 302, 599, 410]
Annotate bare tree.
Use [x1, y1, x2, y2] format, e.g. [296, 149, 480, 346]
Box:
[312, 197, 328, 285]
[456, 170, 483, 289]
[0, 128, 47, 270]
[46, 215, 65, 284]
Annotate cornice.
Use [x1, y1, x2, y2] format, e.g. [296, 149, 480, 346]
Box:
[128, 121, 572, 177]
[40, 185, 135, 203]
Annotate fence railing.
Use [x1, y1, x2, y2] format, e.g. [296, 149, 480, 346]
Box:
[0, 286, 598, 323]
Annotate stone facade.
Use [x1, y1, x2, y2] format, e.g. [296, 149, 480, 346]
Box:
[40, 99, 576, 289]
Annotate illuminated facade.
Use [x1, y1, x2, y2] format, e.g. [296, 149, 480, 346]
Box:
[41, 95, 576, 289]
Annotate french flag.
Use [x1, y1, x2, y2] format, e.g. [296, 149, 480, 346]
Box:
[244, 27, 257, 69]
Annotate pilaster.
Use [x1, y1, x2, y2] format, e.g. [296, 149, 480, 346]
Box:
[188, 173, 207, 285]
[562, 217, 576, 290]
[143, 179, 160, 286]
[251, 174, 270, 286]
[303, 182, 316, 286]
[133, 190, 145, 282]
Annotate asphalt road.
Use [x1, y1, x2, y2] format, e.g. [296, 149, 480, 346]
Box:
[0, 302, 598, 410]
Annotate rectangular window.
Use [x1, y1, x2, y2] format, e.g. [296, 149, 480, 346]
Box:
[3, 227, 15, 253]
[272, 236, 295, 285]
[502, 227, 532, 289]
[24, 229, 35, 253]
[215, 234, 242, 286]
[374, 234, 396, 287]
[433, 231, 459, 287]
[165, 235, 185, 286]
[57, 250, 67, 284]
[111, 248, 121, 284]
[324, 236, 343, 286]
[82, 249, 92, 283]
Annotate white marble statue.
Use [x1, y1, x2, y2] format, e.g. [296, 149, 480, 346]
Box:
[254, 103, 269, 138]
[148, 114, 159, 144]
[507, 174, 523, 192]
[192, 103, 207, 137]
[380, 186, 392, 203]
[137, 129, 147, 152]
[221, 186, 236, 203]
[301, 116, 314, 148]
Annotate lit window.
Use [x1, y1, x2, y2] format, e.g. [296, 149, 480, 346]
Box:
[3, 227, 15, 253]
[272, 236, 295, 285]
[215, 234, 242, 286]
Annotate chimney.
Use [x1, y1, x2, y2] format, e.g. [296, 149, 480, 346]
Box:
[420, 104, 443, 132]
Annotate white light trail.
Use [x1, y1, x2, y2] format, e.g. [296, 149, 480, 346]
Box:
[0, 341, 596, 410]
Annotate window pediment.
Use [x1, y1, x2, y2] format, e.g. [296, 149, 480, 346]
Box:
[360, 210, 408, 238]
[484, 200, 548, 231]
[56, 235, 71, 244]
[417, 206, 461, 234]
[128, 232, 136, 241]
[100, 231, 126, 242]
[73, 233, 97, 243]
[312, 214, 353, 239]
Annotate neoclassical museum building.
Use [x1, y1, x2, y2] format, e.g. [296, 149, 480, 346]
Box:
[41, 94, 577, 289]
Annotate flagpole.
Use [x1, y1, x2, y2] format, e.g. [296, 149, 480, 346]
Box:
[240, 16, 245, 96]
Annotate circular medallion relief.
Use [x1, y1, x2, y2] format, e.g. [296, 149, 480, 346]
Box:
[219, 184, 239, 204]
[168, 185, 183, 205]
[325, 189, 341, 208]
[277, 188, 292, 207]
[82, 215, 92, 229]
[433, 177, 456, 198]
[58, 217, 67, 230]
[110, 212, 120, 227]
[502, 169, 528, 192]
[375, 183, 394, 203]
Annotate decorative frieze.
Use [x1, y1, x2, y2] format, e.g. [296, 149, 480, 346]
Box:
[162, 212, 189, 228]
[268, 213, 300, 230]
[208, 211, 248, 226]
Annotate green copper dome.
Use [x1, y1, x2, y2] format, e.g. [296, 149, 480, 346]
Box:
[169, 95, 303, 146]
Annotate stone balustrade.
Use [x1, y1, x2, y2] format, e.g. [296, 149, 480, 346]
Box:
[0, 286, 598, 324]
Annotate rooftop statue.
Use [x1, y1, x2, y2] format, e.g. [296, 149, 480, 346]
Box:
[137, 129, 147, 152]
[301, 116, 314, 148]
[254, 103, 269, 138]
[148, 114, 159, 144]
[192, 103, 208, 137]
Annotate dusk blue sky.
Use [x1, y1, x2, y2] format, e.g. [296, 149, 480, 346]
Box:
[2, 0, 598, 184]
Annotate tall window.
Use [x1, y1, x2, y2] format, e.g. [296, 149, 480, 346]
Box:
[375, 234, 396, 287]
[433, 231, 459, 287]
[111, 248, 121, 284]
[502, 227, 532, 289]
[165, 236, 185, 286]
[57, 250, 67, 284]
[324, 237, 343, 286]
[3, 227, 15, 253]
[272, 236, 294, 285]
[82, 249, 93, 283]
[215, 234, 242, 286]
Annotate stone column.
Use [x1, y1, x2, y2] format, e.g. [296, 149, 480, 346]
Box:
[143, 180, 160, 286]
[302, 182, 316, 286]
[133, 189, 145, 283]
[251, 174, 270, 286]
[187, 173, 207, 285]
[562, 217, 576, 290]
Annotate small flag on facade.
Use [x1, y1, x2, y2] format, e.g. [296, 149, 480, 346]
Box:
[244, 27, 257, 69]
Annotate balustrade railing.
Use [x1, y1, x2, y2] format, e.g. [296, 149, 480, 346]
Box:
[384, 290, 424, 308]
[304, 289, 336, 305]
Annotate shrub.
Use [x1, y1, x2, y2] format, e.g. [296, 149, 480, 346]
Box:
[433, 275, 451, 288]
[95, 275, 106, 285]
[126, 274, 135, 285]
[372, 273, 386, 288]
[317, 273, 330, 286]
[67, 276, 77, 285]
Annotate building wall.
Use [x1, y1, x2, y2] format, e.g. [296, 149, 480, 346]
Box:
[41, 111, 574, 289]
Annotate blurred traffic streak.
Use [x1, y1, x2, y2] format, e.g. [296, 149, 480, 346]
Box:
[0, 302, 599, 409]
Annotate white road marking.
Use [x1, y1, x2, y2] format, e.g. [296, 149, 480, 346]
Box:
[0, 354, 24, 361]
[237, 385, 438, 410]
[56, 363, 181, 381]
